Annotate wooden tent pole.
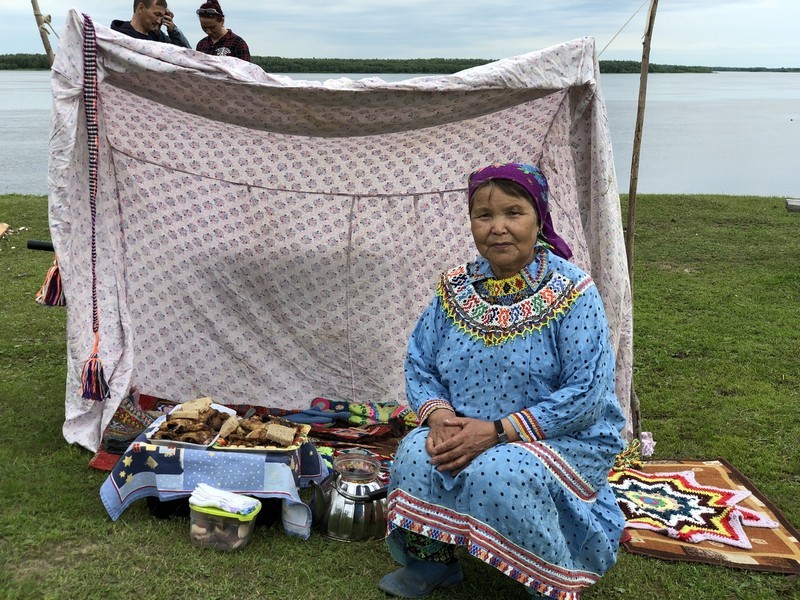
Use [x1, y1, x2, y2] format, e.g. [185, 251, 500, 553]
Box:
[31, 0, 55, 66]
[626, 0, 658, 280]
[626, 0, 659, 438]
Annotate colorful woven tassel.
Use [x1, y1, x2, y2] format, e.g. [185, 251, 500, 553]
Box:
[612, 438, 643, 471]
[79, 16, 108, 403]
[81, 332, 110, 401]
[35, 258, 66, 306]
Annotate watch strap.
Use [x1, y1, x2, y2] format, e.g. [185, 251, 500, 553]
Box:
[494, 419, 508, 444]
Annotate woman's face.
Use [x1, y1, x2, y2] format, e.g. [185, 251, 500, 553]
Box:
[199, 15, 225, 39]
[469, 183, 540, 279]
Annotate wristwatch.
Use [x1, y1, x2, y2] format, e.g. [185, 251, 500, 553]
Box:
[494, 419, 508, 444]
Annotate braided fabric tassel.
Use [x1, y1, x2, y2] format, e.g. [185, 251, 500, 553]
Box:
[81, 332, 110, 401]
[79, 14, 109, 401]
[35, 258, 66, 306]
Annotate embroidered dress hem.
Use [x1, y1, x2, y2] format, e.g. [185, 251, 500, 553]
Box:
[388, 489, 596, 599]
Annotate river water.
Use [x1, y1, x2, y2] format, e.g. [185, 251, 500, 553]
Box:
[1, 70, 798, 197]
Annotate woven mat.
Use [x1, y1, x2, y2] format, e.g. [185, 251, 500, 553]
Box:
[614, 459, 800, 574]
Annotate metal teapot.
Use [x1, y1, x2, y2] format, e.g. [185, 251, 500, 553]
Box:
[310, 452, 388, 542]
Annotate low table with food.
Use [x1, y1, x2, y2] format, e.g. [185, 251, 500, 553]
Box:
[99, 397, 329, 540]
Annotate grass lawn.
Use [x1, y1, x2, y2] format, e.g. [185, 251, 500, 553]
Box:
[0, 193, 798, 599]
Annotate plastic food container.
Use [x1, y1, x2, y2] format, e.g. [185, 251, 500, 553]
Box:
[189, 500, 262, 551]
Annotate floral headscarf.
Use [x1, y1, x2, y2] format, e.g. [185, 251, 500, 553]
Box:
[467, 162, 573, 260]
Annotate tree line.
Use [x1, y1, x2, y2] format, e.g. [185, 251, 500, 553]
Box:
[1, 53, 798, 73]
[251, 56, 488, 73]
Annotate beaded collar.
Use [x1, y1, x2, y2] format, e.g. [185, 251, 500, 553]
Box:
[437, 249, 591, 346]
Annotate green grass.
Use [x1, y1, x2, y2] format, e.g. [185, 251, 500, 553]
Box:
[1, 193, 799, 599]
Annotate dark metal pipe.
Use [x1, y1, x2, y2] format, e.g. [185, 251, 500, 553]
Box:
[27, 240, 55, 252]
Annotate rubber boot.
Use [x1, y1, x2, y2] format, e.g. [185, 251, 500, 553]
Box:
[378, 560, 464, 598]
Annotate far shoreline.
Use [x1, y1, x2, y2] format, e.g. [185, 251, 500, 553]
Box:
[2, 54, 799, 73]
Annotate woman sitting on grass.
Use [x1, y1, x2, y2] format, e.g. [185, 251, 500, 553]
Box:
[381, 163, 626, 599]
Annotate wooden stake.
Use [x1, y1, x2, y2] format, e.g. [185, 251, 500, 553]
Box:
[31, 0, 55, 66]
[626, 0, 659, 439]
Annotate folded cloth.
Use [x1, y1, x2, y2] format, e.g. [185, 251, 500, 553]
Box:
[284, 408, 350, 425]
[278, 397, 353, 424]
[189, 483, 260, 516]
[307, 397, 419, 428]
[348, 402, 419, 427]
[311, 397, 351, 413]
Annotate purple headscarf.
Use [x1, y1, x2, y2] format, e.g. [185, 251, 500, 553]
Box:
[467, 162, 573, 260]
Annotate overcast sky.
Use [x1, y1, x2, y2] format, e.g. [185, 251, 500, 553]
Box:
[6, 1, 799, 68]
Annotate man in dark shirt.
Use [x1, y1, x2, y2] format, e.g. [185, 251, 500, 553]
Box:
[111, 0, 191, 48]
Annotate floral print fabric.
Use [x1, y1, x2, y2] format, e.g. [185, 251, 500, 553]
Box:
[49, 11, 632, 451]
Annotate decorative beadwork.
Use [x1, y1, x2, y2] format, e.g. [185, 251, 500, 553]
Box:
[509, 410, 546, 442]
[476, 273, 528, 304]
[438, 250, 591, 346]
[417, 399, 456, 424]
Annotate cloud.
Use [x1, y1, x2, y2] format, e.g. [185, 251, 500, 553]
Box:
[5, 0, 799, 68]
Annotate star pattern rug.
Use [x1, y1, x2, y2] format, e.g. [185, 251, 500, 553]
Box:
[610, 459, 800, 574]
[610, 465, 778, 549]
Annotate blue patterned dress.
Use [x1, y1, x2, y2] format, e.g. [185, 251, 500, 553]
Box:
[387, 246, 626, 599]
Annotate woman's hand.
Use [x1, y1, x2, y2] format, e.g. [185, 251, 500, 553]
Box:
[427, 416, 499, 476]
[424, 409, 462, 455]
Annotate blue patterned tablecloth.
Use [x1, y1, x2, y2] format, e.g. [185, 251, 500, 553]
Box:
[100, 438, 328, 539]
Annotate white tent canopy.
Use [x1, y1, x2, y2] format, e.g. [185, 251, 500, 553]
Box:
[50, 10, 632, 452]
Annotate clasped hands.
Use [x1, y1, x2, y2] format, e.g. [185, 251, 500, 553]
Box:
[426, 409, 506, 476]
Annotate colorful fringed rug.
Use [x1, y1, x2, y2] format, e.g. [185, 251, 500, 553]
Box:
[610, 459, 800, 574]
[89, 389, 157, 471]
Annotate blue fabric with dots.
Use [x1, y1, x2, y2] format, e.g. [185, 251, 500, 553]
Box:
[388, 251, 626, 595]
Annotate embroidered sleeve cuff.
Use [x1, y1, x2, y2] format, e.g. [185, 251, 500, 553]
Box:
[508, 409, 545, 442]
[418, 399, 455, 424]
